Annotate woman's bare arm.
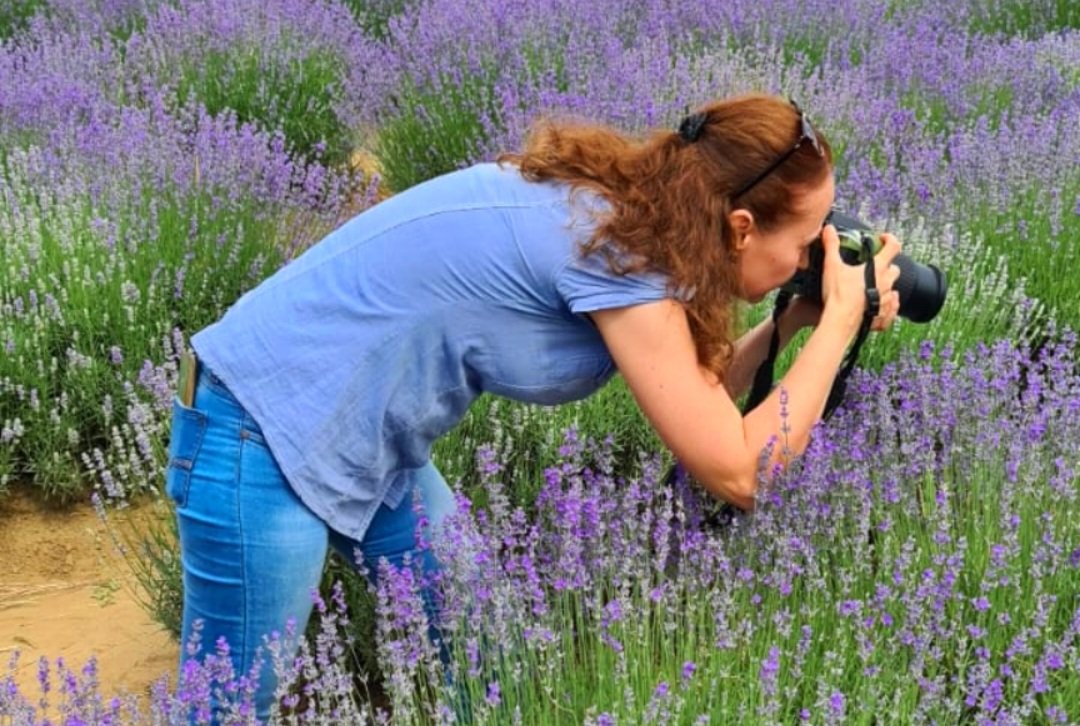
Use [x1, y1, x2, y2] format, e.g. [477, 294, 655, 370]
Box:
[590, 299, 858, 510]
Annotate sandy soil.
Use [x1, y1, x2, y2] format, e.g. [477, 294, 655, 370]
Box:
[0, 490, 179, 708]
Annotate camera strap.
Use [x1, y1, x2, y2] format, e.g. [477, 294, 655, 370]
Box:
[743, 234, 879, 421]
[824, 235, 879, 418]
[743, 287, 794, 413]
[665, 237, 881, 512]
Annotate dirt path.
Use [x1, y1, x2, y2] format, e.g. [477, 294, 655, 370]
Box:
[0, 490, 178, 707]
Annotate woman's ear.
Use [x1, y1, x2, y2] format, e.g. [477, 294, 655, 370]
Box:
[728, 209, 754, 251]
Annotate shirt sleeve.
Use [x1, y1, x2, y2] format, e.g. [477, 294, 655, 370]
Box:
[556, 244, 672, 314]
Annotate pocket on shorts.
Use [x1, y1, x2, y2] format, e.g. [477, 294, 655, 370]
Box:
[165, 396, 208, 508]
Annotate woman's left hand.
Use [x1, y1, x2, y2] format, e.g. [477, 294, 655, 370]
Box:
[787, 269, 901, 333]
[867, 233, 902, 332]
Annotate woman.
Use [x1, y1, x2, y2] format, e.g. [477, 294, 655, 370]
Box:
[166, 93, 901, 718]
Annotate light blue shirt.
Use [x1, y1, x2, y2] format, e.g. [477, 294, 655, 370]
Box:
[192, 162, 671, 540]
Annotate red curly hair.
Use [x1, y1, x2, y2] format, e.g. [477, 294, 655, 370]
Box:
[498, 93, 834, 379]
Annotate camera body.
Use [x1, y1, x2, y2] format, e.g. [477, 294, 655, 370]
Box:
[781, 209, 947, 323]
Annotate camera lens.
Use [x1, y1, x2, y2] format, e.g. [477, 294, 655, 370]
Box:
[894, 255, 947, 322]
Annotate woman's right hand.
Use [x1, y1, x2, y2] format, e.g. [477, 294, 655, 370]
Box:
[819, 224, 902, 334]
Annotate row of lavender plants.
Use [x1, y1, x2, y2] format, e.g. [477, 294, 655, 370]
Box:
[0, 0, 1078, 722]
[2, 0, 1077, 502]
[6, 336, 1080, 722]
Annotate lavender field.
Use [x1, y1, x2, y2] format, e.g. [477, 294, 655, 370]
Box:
[1, 0, 1079, 723]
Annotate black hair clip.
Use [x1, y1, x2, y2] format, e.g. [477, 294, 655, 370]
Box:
[677, 112, 708, 143]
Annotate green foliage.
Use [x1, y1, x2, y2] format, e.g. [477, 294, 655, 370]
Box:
[967, 0, 1080, 37]
[342, 0, 417, 41]
[0, 0, 45, 41]
[519, 35, 571, 94]
[777, 30, 833, 72]
[319, 555, 384, 689]
[899, 83, 1023, 138]
[433, 382, 664, 512]
[175, 46, 355, 168]
[101, 498, 185, 640]
[374, 76, 500, 193]
[962, 183, 1080, 332]
[0, 176, 296, 502]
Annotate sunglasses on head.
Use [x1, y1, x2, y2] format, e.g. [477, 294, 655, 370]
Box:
[731, 99, 824, 199]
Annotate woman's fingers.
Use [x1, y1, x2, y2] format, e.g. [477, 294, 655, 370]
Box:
[886, 263, 901, 288]
[871, 290, 900, 331]
[870, 234, 902, 331]
[874, 236, 901, 281]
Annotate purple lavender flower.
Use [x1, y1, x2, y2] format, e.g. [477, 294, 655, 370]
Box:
[759, 646, 781, 696]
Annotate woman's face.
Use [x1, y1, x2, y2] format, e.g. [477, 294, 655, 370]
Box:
[731, 175, 836, 303]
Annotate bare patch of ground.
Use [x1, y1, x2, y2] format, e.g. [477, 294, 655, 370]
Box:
[0, 489, 178, 706]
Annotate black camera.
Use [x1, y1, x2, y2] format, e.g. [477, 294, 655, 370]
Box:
[783, 210, 947, 323]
